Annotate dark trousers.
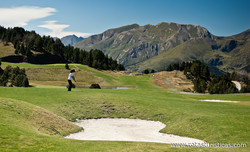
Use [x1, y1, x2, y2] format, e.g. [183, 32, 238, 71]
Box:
[68, 80, 72, 91]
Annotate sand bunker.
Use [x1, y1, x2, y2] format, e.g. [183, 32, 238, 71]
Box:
[180, 92, 205, 95]
[65, 118, 205, 144]
[200, 100, 240, 103]
[232, 81, 241, 91]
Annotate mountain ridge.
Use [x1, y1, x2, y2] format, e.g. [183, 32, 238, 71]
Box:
[74, 22, 250, 74]
[61, 35, 84, 46]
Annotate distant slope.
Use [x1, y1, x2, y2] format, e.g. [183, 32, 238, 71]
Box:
[74, 22, 214, 67]
[74, 22, 250, 74]
[61, 35, 84, 46]
[215, 29, 250, 73]
[0, 26, 124, 70]
[0, 41, 66, 64]
[132, 29, 250, 74]
[0, 42, 15, 58]
[131, 38, 214, 72]
[1, 62, 118, 86]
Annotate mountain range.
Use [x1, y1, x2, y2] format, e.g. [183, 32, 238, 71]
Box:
[53, 35, 84, 46]
[74, 22, 250, 74]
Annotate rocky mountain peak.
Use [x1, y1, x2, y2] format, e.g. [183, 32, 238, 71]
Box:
[61, 35, 84, 46]
[74, 23, 249, 74]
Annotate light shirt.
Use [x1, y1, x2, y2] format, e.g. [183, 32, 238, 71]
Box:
[68, 73, 74, 80]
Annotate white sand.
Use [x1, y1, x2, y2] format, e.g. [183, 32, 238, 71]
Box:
[232, 81, 241, 91]
[65, 118, 205, 144]
[180, 92, 205, 95]
[200, 99, 240, 103]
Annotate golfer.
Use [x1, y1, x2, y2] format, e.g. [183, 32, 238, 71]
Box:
[68, 69, 76, 91]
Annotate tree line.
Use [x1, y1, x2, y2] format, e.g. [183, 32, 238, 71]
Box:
[166, 60, 250, 94]
[0, 26, 124, 71]
[230, 72, 250, 93]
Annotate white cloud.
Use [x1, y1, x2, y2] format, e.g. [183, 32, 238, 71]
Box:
[0, 6, 56, 27]
[38, 20, 91, 38]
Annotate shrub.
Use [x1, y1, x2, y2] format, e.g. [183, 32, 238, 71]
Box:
[89, 84, 101, 89]
[193, 77, 207, 93]
[65, 63, 69, 69]
[0, 74, 8, 86]
[144, 69, 149, 74]
[13, 75, 26, 87]
[0, 67, 3, 75]
[0, 66, 29, 87]
[23, 77, 29, 87]
[208, 73, 237, 94]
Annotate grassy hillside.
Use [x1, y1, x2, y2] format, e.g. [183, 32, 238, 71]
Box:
[131, 38, 213, 71]
[0, 97, 82, 136]
[1, 62, 118, 86]
[133, 33, 250, 75]
[0, 42, 15, 58]
[216, 30, 250, 73]
[0, 63, 249, 151]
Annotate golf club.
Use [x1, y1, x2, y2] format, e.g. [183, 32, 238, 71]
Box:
[73, 65, 81, 88]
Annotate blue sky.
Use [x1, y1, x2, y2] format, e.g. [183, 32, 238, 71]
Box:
[0, 0, 249, 38]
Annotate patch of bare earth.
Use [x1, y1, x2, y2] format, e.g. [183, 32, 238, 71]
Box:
[152, 71, 193, 92]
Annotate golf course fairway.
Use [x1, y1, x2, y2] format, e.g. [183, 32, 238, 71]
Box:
[0, 63, 249, 152]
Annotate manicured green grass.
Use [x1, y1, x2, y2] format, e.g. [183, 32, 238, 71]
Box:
[0, 63, 249, 151]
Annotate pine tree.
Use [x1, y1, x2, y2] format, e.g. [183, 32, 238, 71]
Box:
[23, 77, 29, 87]
[0, 26, 124, 71]
[65, 63, 69, 69]
[144, 69, 149, 74]
[34, 36, 43, 52]
[25, 49, 32, 57]
[0, 59, 3, 75]
[166, 65, 173, 71]
[172, 63, 180, 70]
[0, 74, 8, 86]
[20, 44, 25, 55]
[0, 67, 3, 75]
[193, 77, 207, 93]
